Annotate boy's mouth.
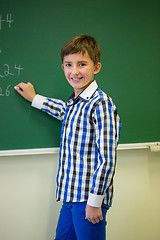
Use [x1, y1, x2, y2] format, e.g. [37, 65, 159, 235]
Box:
[71, 77, 83, 82]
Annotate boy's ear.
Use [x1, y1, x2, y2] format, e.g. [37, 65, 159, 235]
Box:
[94, 62, 101, 75]
[61, 64, 64, 71]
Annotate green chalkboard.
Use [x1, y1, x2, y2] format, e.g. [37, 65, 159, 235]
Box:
[0, 0, 160, 150]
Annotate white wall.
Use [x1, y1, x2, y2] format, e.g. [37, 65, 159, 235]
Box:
[0, 154, 61, 240]
[107, 149, 160, 240]
[0, 149, 160, 240]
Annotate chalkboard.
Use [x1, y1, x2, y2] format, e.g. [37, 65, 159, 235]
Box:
[1, 0, 160, 150]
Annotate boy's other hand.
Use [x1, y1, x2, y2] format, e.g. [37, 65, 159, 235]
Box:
[15, 82, 36, 102]
[85, 204, 103, 224]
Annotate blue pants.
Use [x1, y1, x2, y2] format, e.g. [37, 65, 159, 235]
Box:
[55, 202, 109, 240]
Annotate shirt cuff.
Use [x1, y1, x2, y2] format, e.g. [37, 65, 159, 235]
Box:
[87, 193, 104, 208]
[31, 94, 46, 110]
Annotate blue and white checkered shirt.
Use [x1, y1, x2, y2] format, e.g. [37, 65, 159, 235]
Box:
[32, 81, 122, 207]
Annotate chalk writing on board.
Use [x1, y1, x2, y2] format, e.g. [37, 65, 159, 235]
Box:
[0, 64, 24, 78]
[0, 85, 11, 97]
[0, 14, 14, 30]
[0, 64, 23, 97]
[0, 13, 24, 97]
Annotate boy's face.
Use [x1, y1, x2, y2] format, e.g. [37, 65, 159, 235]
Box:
[62, 52, 101, 98]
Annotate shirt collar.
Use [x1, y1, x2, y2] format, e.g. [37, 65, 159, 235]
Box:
[79, 80, 98, 100]
[68, 80, 98, 104]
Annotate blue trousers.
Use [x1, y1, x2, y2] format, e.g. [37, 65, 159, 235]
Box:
[55, 202, 109, 240]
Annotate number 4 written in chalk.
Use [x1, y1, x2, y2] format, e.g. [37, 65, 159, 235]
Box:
[0, 14, 14, 30]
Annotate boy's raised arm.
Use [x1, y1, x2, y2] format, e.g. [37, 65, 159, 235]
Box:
[14, 82, 36, 102]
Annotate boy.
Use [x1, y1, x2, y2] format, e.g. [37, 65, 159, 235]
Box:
[15, 35, 121, 240]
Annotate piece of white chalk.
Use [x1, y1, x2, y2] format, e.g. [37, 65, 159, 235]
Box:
[14, 86, 23, 91]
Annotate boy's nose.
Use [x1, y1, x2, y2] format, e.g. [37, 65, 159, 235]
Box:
[72, 66, 79, 75]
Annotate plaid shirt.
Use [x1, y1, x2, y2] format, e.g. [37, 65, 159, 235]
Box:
[32, 81, 121, 207]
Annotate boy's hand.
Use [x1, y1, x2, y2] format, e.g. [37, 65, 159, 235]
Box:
[85, 204, 103, 224]
[15, 82, 36, 102]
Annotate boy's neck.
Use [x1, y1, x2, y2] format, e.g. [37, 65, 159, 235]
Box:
[74, 80, 94, 99]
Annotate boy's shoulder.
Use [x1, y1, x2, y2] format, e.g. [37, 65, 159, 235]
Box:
[90, 88, 117, 111]
[92, 88, 112, 104]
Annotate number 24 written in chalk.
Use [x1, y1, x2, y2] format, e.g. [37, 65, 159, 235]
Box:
[0, 64, 24, 78]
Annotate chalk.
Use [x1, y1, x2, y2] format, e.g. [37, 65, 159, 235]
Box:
[14, 86, 23, 91]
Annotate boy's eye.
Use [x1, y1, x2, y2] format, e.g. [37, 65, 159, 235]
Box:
[65, 63, 72, 67]
[79, 63, 86, 67]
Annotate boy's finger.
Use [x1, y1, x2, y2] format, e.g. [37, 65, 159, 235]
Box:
[14, 86, 23, 92]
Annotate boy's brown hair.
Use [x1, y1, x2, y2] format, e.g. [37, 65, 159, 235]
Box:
[61, 34, 101, 65]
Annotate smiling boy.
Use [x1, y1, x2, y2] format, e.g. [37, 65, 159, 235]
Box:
[62, 51, 101, 98]
[15, 35, 121, 240]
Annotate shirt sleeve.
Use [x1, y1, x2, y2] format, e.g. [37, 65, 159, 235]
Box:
[31, 94, 67, 122]
[87, 98, 121, 207]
